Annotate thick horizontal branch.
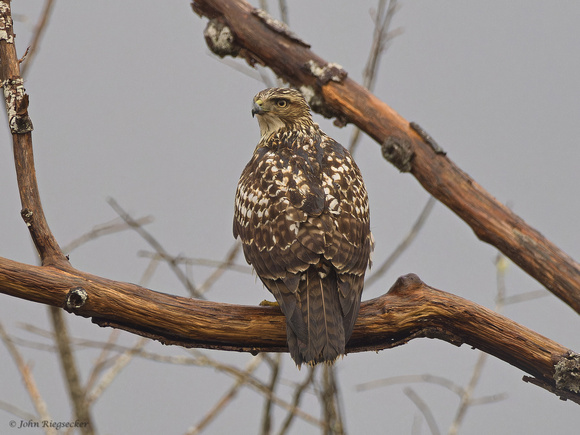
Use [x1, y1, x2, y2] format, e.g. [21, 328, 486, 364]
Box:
[190, 0, 580, 313]
[1, 256, 578, 402]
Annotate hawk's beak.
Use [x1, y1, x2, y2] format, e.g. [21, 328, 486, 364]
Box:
[252, 100, 264, 117]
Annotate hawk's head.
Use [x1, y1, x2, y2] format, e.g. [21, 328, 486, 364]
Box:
[252, 88, 314, 140]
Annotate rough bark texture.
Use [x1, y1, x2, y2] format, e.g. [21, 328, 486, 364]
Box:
[1, 0, 579, 405]
[1, 256, 579, 403]
[191, 0, 580, 314]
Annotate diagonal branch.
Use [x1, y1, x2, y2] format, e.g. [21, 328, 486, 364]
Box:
[0, 0, 68, 268]
[20, 0, 56, 77]
[190, 0, 580, 313]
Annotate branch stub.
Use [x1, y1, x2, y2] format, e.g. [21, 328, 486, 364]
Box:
[65, 287, 88, 311]
[381, 135, 414, 172]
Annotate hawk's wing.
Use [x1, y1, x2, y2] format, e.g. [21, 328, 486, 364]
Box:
[234, 131, 372, 357]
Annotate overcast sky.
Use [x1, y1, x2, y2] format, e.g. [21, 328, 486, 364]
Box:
[1, 1, 579, 434]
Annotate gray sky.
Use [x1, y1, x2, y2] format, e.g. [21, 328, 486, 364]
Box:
[1, 1, 579, 434]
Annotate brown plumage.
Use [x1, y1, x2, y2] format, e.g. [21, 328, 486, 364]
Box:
[233, 87, 373, 366]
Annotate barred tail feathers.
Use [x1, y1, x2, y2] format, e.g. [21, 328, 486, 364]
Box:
[286, 267, 345, 366]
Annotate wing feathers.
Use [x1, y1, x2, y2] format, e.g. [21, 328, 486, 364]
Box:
[234, 107, 372, 366]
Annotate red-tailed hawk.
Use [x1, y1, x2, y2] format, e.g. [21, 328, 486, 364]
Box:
[234, 87, 372, 366]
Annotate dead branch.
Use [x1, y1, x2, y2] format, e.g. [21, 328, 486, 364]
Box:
[0, 0, 68, 268]
[190, 0, 580, 313]
[0, 322, 54, 432]
[0, 257, 578, 402]
[20, 0, 56, 77]
[48, 308, 95, 435]
[1, 0, 579, 412]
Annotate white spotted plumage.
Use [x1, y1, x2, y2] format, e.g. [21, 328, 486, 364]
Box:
[233, 88, 373, 366]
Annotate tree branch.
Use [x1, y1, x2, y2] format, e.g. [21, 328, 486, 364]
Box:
[0, 256, 578, 402]
[0, 0, 68, 268]
[190, 0, 580, 313]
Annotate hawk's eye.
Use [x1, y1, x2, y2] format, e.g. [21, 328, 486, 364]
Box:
[276, 99, 288, 108]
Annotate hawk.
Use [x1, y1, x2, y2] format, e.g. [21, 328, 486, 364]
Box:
[234, 87, 373, 366]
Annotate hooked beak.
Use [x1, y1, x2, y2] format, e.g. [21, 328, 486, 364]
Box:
[252, 100, 264, 117]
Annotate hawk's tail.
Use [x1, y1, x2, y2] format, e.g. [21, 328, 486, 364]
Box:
[287, 266, 346, 366]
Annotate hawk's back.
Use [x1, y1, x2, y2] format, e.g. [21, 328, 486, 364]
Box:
[234, 88, 372, 366]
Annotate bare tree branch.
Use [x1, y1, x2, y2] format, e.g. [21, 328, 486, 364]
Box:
[278, 367, 316, 435]
[62, 216, 154, 254]
[404, 387, 440, 435]
[261, 354, 282, 435]
[0, 0, 68, 268]
[187, 355, 264, 435]
[0, 322, 55, 434]
[107, 198, 202, 298]
[366, 196, 436, 287]
[20, 0, 56, 77]
[1, 256, 578, 402]
[349, 0, 401, 154]
[190, 0, 580, 313]
[320, 365, 345, 435]
[49, 308, 95, 434]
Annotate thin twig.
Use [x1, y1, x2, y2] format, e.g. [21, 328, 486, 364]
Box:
[0, 322, 56, 435]
[278, 367, 316, 435]
[349, 0, 402, 154]
[187, 355, 264, 435]
[49, 307, 95, 434]
[86, 338, 148, 406]
[404, 387, 440, 435]
[0, 398, 37, 421]
[107, 197, 203, 298]
[278, 0, 288, 25]
[62, 216, 153, 254]
[198, 241, 243, 295]
[84, 330, 121, 393]
[138, 250, 252, 275]
[448, 253, 510, 435]
[357, 373, 466, 396]
[20, 0, 56, 77]
[503, 289, 550, 305]
[320, 365, 345, 435]
[366, 196, 436, 288]
[139, 250, 251, 274]
[261, 354, 282, 435]
[187, 350, 325, 429]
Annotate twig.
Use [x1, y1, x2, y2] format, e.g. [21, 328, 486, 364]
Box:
[320, 365, 345, 435]
[62, 216, 154, 254]
[355, 373, 506, 408]
[20, 0, 56, 77]
[261, 354, 282, 435]
[0, 321, 56, 435]
[404, 387, 440, 435]
[0, 399, 37, 422]
[84, 330, 121, 393]
[86, 337, 148, 406]
[448, 253, 510, 435]
[503, 289, 550, 305]
[349, 0, 402, 154]
[198, 241, 242, 295]
[138, 250, 251, 275]
[187, 350, 325, 429]
[107, 197, 202, 298]
[278, 367, 316, 435]
[187, 355, 264, 435]
[357, 373, 466, 396]
[49, 307, 95, 434]
[365, 196, 436, 287]
[278, 0, 288, 25]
